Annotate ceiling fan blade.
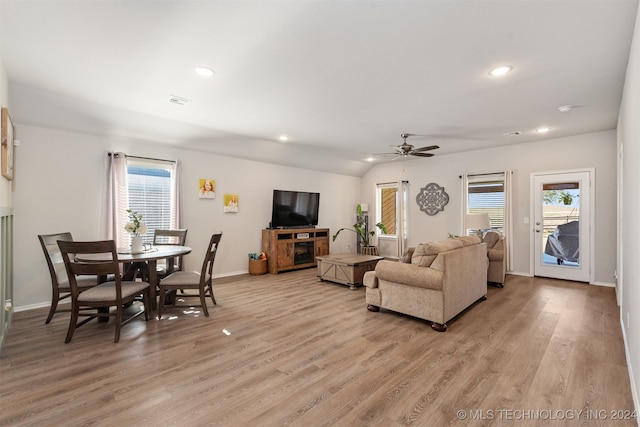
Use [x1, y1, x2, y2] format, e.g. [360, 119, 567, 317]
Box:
[410, 152, 435, 157]
[412, 145, 440, 153]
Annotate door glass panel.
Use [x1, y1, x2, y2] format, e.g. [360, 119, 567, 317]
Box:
[541, 182, 580, 267]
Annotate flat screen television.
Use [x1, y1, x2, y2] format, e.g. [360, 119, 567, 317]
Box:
[271, 190, 320, 229]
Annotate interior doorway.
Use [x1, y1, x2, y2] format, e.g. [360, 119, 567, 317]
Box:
[531, 170, 592, 283]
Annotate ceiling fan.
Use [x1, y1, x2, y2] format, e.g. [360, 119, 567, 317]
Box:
[374, 133, 440, 160]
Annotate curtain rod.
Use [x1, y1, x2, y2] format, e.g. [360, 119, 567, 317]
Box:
[377, 180, 409, 185]
[459, 171, 506, 179]
[108, 152, 176, 164]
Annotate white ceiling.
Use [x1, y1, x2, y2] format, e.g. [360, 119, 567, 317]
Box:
[1, 0, 638, 176]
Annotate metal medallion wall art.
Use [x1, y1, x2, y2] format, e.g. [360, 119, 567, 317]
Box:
[416, 183, 449, 216]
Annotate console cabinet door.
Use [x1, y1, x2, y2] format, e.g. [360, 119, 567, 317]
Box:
[277, 241, 294, 269]
[315, 238, 329, 258]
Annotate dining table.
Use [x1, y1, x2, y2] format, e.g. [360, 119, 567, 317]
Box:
[77, 245, 192, 311]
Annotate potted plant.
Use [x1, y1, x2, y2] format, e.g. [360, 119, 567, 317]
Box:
[332, 204, 387, 255]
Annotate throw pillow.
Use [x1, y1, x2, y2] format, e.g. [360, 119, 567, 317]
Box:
[400, 247, 415, 263]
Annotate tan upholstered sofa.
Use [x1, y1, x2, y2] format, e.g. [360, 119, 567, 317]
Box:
[483, 231, 505, 287]
[363, 236, 488, 332]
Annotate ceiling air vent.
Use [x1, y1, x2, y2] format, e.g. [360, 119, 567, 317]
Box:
[168, 95, 191, 106]
[503, 131, 522, 137]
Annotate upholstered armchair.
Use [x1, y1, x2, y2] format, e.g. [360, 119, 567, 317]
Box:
[483, 231, 505, 287]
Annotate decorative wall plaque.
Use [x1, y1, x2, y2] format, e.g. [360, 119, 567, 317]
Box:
[416, 183, 449, 216]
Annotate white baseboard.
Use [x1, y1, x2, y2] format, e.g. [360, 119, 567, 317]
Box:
[591, 280, 616, 287]
[506, 271, 532, 277]
[506, 271, 616, 288]
[214, 270, 247, 279]
[620, 315, 639, 418]
[14, 301, 53, 313]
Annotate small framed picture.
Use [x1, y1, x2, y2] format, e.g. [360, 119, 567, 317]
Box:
[1, 107, 14, 181]
[198, 179, 215, 199]
[224, 194, 239, 213]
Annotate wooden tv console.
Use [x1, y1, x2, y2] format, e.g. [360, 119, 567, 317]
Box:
[262, 228, 330, 274]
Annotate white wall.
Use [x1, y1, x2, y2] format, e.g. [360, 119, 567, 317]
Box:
[361, 130, 618, 284]
[618, 2, 640, 413]
[12, 124, 361, 309]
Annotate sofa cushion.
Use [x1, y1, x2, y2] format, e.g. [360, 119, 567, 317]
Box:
[411, 238, 463, 267]
[457, 235, 481, 246]
[375, 260, 444, 291]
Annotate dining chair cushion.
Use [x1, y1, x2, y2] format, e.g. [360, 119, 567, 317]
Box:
[159, 271, 210, 287]
[55, 264, 101, 290]
[77, 281, 150, 303]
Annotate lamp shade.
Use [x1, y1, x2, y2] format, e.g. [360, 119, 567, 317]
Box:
[359, 203, 369, 213]
[466, 213, 490, 230]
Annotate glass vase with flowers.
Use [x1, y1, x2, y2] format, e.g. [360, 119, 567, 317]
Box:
[124, 209, 147, 253]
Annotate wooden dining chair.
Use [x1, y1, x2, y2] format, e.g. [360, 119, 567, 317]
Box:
[157, 232, 222, 319]
[38, 232, 99, 324]
[57, 240, 151, 343]
[152, 229, 188, 278]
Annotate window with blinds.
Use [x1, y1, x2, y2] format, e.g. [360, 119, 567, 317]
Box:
[127, 163, 175, 244]
[467, 177, 505, 232]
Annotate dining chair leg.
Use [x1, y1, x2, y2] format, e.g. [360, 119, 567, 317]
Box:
[199, 290, 209, 317]
[114, 305, 122, 343]
[207, 279, 217, 305]
[45, 290, 59, 324]
[65, 307, 78, 343]
[142, 289, 150, 321]
[157, 288, 164, 320]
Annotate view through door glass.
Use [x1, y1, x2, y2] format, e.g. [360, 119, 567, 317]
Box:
[541, 182, 580, 268]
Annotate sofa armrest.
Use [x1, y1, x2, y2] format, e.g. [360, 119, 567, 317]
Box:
[363, 271, 378, 289]
[374, 260, 444, 291]
[487, 248, 503, 261]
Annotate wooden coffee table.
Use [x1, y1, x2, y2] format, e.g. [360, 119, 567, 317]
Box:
[316, 253, 384, 290]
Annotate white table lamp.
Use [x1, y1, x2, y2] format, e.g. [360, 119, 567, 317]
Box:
[466, 213, 490, 237]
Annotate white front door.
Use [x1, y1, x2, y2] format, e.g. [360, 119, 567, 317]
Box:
[532, 170, 592, 283]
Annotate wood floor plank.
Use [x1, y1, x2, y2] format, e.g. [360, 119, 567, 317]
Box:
[0, 270, 636, 426]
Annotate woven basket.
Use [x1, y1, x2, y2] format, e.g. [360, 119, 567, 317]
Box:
[248, 259, 267, 275]
[361, 246, 379, 256]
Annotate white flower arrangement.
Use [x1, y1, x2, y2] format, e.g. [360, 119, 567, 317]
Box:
[124, 209, 147, 236]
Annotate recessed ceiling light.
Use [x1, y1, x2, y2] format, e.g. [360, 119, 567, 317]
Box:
[366, 156, 375, 162]
[489, 65, 513, 77]
[536, 127, 551, 134]
[194, 66, 215, 77]
[558, 104, 574, 113]
[279, 135, 289, 142]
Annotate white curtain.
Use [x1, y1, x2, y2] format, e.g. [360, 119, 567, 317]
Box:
[504, 169, 513, 273]
[398, 180, 409, 257]
[461, 174, 470, 232]
[172, 159, 183, 228]
[101, 152, 129, 248]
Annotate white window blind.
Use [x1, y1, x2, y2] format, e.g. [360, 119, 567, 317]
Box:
[467, 174, 505, 232]
[127, 161, 175, 244]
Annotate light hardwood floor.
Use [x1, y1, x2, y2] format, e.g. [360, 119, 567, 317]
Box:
[0, 270, 637, 426]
